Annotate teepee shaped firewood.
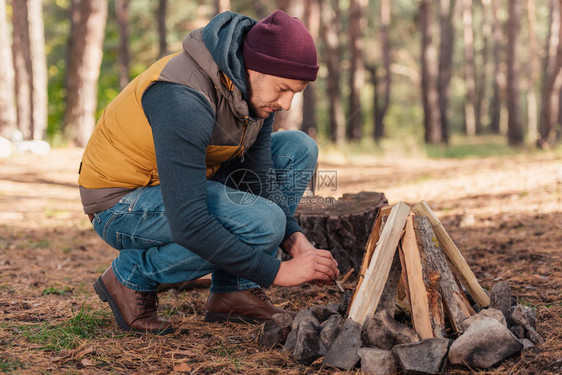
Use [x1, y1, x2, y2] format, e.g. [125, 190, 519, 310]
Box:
[348, 200, 487, 339]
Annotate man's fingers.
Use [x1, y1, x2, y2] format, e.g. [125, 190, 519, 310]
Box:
[288, 248, 341, 284]
[316, 249, 336, 260]
[313, 254, 340, 277]
[315, 263, 334, 277]
[315, 263, 337, 280]
[315, 250, 339, 269]
[318, 255, 340, 276]
[313, 271, 333, 281]
[314, 253, 334, 266]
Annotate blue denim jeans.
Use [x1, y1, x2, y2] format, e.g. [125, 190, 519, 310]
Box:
[91, 130, 318, 292]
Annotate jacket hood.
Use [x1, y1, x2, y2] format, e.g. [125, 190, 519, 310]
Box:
[201, 11, 256, 100]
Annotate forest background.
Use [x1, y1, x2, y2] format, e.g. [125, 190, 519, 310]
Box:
[1, 1, 562, 374]
[2, 0, 562, 156]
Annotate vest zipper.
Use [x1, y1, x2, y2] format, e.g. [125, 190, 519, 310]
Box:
[238, 116, 251, 163]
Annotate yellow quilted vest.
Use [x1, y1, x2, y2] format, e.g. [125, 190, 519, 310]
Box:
[79, 29, 264, 189]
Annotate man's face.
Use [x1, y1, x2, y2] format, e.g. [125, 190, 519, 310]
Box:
[246, 69, 309, 119]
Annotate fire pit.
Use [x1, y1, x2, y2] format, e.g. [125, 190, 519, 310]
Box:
[260, 201, 543, 374]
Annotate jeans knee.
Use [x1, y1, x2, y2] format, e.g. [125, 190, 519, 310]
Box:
[287, 131, 318, 169]
[255, 202, 286, 247]
[301, 132, 319, 162]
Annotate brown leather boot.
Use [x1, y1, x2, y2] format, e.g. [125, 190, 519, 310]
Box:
[204, 287, 296, 324]
[93, 266, 174, 335]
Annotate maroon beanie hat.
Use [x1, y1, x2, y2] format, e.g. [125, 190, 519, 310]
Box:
[243, 10, 319, 81]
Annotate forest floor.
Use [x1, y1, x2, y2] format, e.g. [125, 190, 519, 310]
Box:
[0, 147, 560, 374]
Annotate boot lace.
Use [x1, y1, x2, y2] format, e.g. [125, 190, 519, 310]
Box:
[249, 288, 271, 304]
[135, 291, 158, 313]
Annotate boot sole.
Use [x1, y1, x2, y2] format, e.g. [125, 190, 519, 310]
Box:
[94, 276, 174, 335]
[204, 311, 265, 324]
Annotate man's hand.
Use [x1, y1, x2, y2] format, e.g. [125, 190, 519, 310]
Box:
[281, 231, 317, 257]
[273, 245, 339, 287]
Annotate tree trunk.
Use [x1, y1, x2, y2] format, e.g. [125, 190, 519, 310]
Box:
[559, 84, 562, 128]
[347, 0, 365, 141]
[476, 0, 491, 135]
[294, 192, 388, 276]
[215, 0, 231, 14]
[438, 0, 455, 144]
[462, 0, 477, 136]
[369, 65, 380, 140]
[538, 0, 562, 147]
[301, 0, 319, 137]
[11, 0, 32, 139]
[276, 0, 291, 11]
[373, 0, 391, 142]
[254, 0, 269, 19]
[63, 0, 108, 147]
[0, 0, 17, 139]
[116, 0, 130, 90]
[489, 0, 504, 134]
[272, 0, 304, 131]
[524, 0, 539, 143]
[158, 0, 167, 58]
[27, 0, 47, 140]
[506, 0, 524, 145]
[301, 86, 316, 136]
[319, 0, 346, 146]
[64, 0, 82, 143]
[272, 93, 303, 131]
[420, 0, 442, 144]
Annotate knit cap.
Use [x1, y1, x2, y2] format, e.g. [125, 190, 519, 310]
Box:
[243, 10, 319, 81]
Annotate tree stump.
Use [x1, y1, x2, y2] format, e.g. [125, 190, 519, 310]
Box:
[294, 191, 388, 277]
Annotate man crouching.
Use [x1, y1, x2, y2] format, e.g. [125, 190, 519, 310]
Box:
[79, 10, 339, 335]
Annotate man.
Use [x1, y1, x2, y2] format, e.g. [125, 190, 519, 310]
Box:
[79, 10, 339, 335]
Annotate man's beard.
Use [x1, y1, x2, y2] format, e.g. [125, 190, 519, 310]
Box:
[245, 72, 260, 118]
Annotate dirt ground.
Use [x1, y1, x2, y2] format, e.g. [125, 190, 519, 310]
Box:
[0, 147, 560, 374]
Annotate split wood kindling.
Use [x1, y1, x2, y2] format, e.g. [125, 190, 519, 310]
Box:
[348, 200, 490, 338]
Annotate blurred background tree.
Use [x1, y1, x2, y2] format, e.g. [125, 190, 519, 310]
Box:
[0, 0, 560, 152]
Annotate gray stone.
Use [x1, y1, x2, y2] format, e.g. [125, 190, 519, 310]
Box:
[358, 348, 397, 375]
[259, 313, 293, 348]
[525, 327, 545, 345]
[291, 320, 326, 366]
[320, 314, 342, 349]
[309, 304, 339, 323]
[489, 282, 512, 324]
[511, 304, 530, 327]
[260, 325, 291, 348]
[519, 338, 536, 352]
[326, 302, 341, 314]
[274, 312, 294, 325]
[522, 306, 537, 330]
[511, 305, 544, 345]
[284, 310, 319, 352]
[291, 309, 320, 331]
[323, 318, 362, 370]
[449, 318, 523, 368]
[362, 310, 419, 350]
[283, 328, 297, 352]
[391, 338, 450, 375]
[338, 289, 353, 316]
[461, 308, 507, 330]
[510, 324, 525, 339]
